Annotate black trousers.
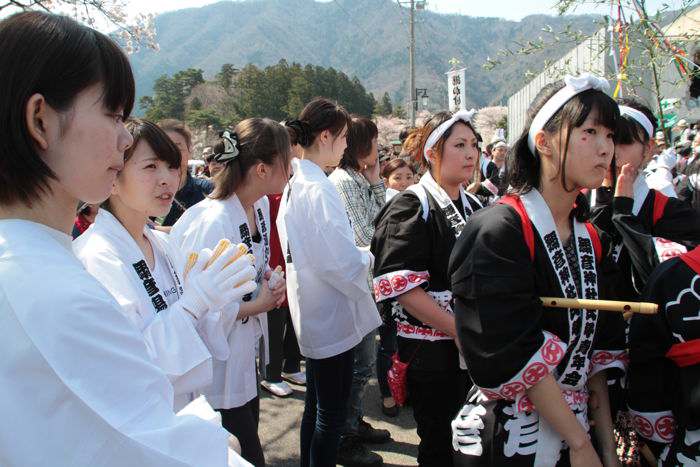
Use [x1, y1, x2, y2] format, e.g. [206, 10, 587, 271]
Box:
[264, 306, 302, 382]
[217, 397, 265, 467]
[408, 368, 467, 467]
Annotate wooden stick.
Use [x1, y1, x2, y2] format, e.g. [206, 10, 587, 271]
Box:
[204, 239, 231, 270]
[540, 297, 658, 315]
[222, 243, 249, 269]
[183, 252, 199, 280]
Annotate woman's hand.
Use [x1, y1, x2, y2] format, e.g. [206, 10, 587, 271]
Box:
[265, 269, 287, 307]
[614, 163, 636, 199]
[569, 441, 603, 467]
[362, 158, 382, 185]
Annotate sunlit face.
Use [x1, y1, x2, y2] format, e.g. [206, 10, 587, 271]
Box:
[434, 122, 479, 187]
[165, 130, 191, 182]
[265, 155, 291, 194]
[39, 84, 133, 204]
[385, 166, 414, 191]
[550, 111, 615, 190]
[111, 141, 180, 218]
[614, 128, 652, 175]
[329, 125, 348, 166]
[492, 145, 508, 166]
[358, 137, 379, 169]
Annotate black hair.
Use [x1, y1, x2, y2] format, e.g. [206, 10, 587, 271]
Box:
[339, 117, 378, 171]
[615, 98, 657, 145]
[288, 97, 351, 148]
[416, 111, 479, 172]
[0, 11, 135, 207]
[158, 119, 192, 149]
[124, 119, 181, 169]
[508, 81, 619, 196]
[211, 118, 291, 200]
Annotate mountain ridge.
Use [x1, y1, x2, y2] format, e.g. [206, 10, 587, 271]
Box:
[129, 0, 604, 110]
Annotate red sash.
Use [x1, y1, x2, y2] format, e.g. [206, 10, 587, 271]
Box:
[498, 195, 601, 263]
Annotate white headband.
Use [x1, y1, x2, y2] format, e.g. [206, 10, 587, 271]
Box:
[619, 105, 654, 139]
[527, 73, 610, 154]
[423, 109, 476, 162]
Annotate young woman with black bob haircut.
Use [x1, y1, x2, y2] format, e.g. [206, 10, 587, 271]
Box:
[449, 74, 625, 466]
[170, 118, 290, 467]
[74, 119, 256, 411]
[591, 98, 700, 300]
[277, 98, 382, 467]
[371, 109, 483, 466]
[0, 11, 244, 466]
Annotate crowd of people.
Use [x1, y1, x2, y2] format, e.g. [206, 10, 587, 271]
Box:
[2, 10, 700, 467]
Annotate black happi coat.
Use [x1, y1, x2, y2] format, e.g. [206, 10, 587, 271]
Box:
[591, 186, 700, 299]
[371, 188, 481, 372]
[628, 249, 700, 465]
[448, 201, 625, 466]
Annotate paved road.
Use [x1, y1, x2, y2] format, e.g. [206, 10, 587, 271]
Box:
[258, 374, 420, 466]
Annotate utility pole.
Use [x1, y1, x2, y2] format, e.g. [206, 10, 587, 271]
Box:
[409, 0, 416, 127]
[399, 0, 423, 126]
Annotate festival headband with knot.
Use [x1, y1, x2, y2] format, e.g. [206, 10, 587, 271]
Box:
[284, 119, 311, 147]
[423, 108, 477, 162]
[619, 105, 654, 139]
[527, 73, 610, 154]
[214, 130, 241, 163]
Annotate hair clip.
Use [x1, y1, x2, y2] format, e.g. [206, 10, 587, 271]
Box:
[214, 130, 240, 163]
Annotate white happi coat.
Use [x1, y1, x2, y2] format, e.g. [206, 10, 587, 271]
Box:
[277, 158, 381, 360]
[170, 194, 270, 409]
[73, 209, 213, 410]
[0, 219, 235, 466]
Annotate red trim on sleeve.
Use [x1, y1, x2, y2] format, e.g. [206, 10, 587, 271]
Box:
[653, 191, 669, 226]
[666, 338, 700, 367]
[680, 245, 700, 276]
[498, 195, 535, 261]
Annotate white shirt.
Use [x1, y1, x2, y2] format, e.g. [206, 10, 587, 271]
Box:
[73, 210, 214, 411]
[277, 158, 381, 359]
[0, 219, 232, 466]
[170, 195, 270, 409]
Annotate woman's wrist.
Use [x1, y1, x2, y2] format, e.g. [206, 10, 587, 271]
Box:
[567, 432, 591, 452]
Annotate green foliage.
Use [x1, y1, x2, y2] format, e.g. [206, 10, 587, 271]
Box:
[374, 92, 394, 116]
[393, 104, 407, 119]
[496, 115, 508, 134]
[142, 59, 377, 124]
[140, 68, 204, 121]
[186, 108, 223, 128]
[216, 63, 238, 91]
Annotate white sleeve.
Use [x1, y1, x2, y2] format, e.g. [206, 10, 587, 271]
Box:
[1, 277, 229, 467]
[293, 185, 372, 302]
[78, 248, 212, 393]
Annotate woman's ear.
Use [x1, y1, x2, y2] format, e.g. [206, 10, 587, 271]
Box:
[254, 161, 268, 179]
[534, 130, 553, 159]
[25, 93, 52, 151]
[426, 147, 438, 166]
[318, 129, 331, 147]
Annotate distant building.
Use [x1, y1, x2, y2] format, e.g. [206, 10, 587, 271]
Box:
[504, 8, 700, 142]
[658, 5, 700, 124]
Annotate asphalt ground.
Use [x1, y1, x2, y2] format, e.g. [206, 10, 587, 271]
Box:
[258, 370, 420, 467]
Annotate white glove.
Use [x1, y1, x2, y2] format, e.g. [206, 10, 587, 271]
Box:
[657, 149, 678, 170]
[178, 246, 257, 320]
